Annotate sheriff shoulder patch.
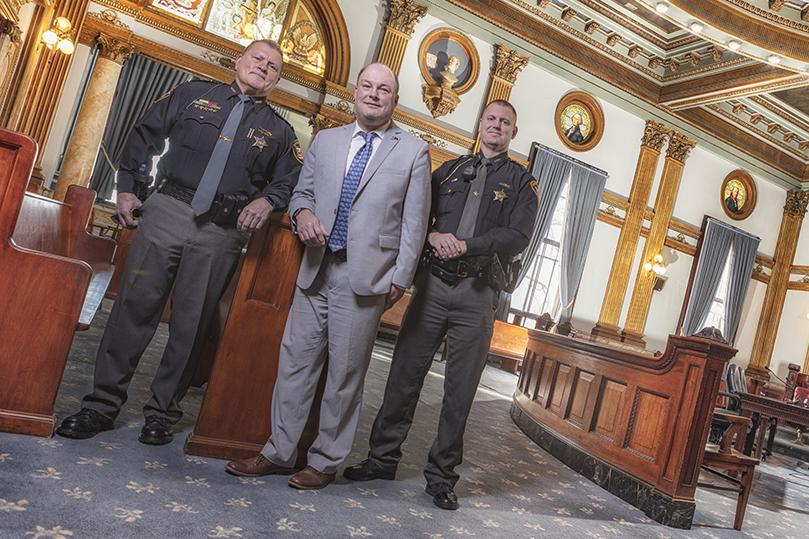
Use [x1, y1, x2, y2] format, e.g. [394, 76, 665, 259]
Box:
[530, 179, 538, 195]
[293, 138, 304, 164]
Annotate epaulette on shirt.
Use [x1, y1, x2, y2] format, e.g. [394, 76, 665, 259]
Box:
[154, 79, 218, 103]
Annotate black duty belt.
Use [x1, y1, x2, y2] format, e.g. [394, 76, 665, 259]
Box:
[423, 249, 489, 285]
[158, 180, 195, 205]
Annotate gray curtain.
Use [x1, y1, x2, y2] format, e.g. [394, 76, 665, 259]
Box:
[514, 146, 571, 285]
[682, 220, 734, 336]
[89, 54, 191, 200]
[495, 146, 570, 320]
[558, 165, 607, 325]
[723, 227, 759, 344]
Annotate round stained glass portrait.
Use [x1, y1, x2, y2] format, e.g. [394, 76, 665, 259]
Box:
[720, 170, 756, 220]
[554, 91, 604, 152]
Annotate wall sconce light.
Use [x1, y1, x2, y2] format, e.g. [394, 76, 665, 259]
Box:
[42, 16, 75, 55]
[644, 254, 667, 275]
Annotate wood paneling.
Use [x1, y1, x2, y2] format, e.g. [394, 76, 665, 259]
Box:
[514, 330, 735, 527]
[594, 380, 627, 442]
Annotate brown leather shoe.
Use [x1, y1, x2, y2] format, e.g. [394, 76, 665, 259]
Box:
[225, 454, 294, 477]
[288, 465, 335, 490]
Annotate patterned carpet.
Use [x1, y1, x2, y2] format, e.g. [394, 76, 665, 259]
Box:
[2, 301, 809, 538]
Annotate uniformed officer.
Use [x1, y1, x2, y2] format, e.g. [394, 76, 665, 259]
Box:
[57, 39, 302, 445]
[344, 99, 538, 510]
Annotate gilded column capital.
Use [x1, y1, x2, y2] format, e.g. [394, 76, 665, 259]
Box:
[309, 113, 341, 134]
[96, 34, 134, 64]
[665, 131, 696, 163]
[641, 120, 669, 152]
[491, 44, 528, 84]
[784, 190, 809, 216]
[0, 17, 21, 42]
[386, 0, 428, 36]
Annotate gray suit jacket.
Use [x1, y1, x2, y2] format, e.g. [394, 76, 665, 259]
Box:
[289, 122, 431, 296]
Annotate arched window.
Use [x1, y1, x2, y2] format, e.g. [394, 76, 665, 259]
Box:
[149, 0, 327, 75]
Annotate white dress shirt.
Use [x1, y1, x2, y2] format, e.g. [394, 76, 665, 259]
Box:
[344, 121, 390, 176]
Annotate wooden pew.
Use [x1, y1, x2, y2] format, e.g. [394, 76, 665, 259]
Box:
[0, 128, 116, 437]
[512, 330, 734, 529]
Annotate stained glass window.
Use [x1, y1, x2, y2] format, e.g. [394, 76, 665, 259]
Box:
[280, 1, 325, 75]
[205, 0, 290, 45]
[148, 0, 328, 76]
[150, 0, 211, 25]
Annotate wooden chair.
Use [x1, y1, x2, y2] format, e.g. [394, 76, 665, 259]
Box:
[699, 409, 760, 531]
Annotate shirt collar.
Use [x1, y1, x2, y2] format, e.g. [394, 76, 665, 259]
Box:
[229, 81, 267, 104]
[352, 121, 390, 140]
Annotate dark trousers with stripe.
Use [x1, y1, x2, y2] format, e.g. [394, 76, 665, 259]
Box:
[83, 193, 245, 423]
[367, 269, 496, 492]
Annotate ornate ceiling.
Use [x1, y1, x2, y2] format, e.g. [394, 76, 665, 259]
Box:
[447, 0, 809, 186]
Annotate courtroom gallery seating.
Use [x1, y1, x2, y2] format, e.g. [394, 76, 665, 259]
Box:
[0, 128, 116, 437]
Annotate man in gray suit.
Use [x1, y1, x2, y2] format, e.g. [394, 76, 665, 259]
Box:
[225, 63, 431, 490]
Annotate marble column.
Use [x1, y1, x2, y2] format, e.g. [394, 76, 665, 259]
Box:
[473, 44, 528, 153]
[748, 190, 809, 380]
[54, 34, 133, 201]
[376, 0, 427, 75]
[591, 120, 669, 341]
[622, 131, 696, 347]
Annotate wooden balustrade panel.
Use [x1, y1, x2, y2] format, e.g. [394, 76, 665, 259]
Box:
[511, 331, 734, 529]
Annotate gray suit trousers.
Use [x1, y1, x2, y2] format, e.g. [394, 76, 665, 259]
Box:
[83, 193, 245, 423]
[367, 270, 495, 491]
[261, 252, 387, 473]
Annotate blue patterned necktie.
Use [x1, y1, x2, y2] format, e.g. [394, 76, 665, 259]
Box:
[328, 131, 377, 252]
[191, 94, 250, 216]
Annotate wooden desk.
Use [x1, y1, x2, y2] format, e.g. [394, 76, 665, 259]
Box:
[736, 393, 809, 460]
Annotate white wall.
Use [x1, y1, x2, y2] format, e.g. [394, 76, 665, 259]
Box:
[336, 0, 387, 86]
[771, 291, 809, 380]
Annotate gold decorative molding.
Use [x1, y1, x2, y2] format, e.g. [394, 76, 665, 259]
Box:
[593, 120, 668, 341]
[749, 188, 809, 372]
[784, 189, 809, 216]
[491, 43, 528, 84]
[769, 0, 786, 11]
[0, 16, 21, 41]
[377, 0, 426, 74]
[422, 83, 460, 118]
[309, 113, 341, 134]
[88, 8, 130, 30]
[641, 119, 669, 151]
[97, 33, 134, 64]
[386, 0, 427, 36]
[665, 131, 696, 163]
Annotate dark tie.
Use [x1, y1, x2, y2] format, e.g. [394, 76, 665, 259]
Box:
[328, 131, 377, 252]
[455, 157, 490, 239]
[191, 94, 250, 216]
